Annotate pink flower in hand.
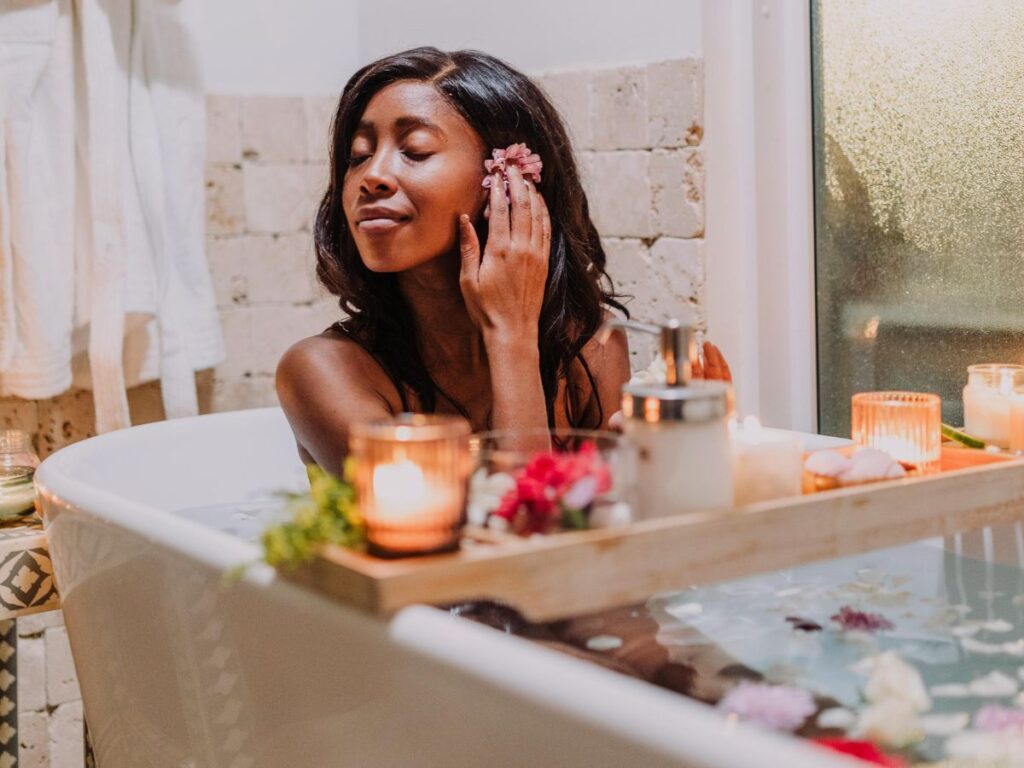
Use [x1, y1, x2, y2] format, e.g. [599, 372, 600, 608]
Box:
[482, 143, 543, 199]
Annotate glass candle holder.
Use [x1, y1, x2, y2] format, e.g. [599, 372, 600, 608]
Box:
[963, 364, 1024, 449]
[0, 430, 40, 519]
[349, 414, 471, 558]
[851, 392, 941, 474]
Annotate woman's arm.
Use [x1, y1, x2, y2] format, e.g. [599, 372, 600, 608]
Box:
[275, 334, 400, 472]
[572, 319, 631, 430]
[459, 164, 551, 434]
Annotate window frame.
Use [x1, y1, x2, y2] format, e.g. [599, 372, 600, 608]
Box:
[702, 0, 818, 432]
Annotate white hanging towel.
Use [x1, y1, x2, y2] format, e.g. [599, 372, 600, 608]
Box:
[0, 0, 223, 433]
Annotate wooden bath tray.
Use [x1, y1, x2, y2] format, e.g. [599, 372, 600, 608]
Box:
[282, 446, 1024, 622]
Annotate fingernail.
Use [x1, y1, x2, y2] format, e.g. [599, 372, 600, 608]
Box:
[460, 214, 469, 224]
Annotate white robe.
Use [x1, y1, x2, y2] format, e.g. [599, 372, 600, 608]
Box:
[0, 0, 223, 433]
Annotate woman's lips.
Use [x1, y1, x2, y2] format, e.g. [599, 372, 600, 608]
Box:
[357, 217, 406, 234]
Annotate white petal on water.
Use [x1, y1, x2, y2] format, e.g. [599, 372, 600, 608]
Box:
[983, 619, 1015, 633]
[945, 730, 1024, 761]
[665, 601, 703, 620]
[968, 671, 1019, 698]
[585, 635, 623, 652]
[775, 587, 803, 598]
[856, 568, 885, 584]
[978, 591, 1006, 600]
[952, 625, 981, 637]
[920, 712, 969, 736]
[817, 707, 856, 730]
[960, 637, 1024, 657]
[931, 683, 972, 698]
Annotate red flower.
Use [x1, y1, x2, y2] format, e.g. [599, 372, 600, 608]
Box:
[813, 739, 906, 767]
[491, 442, 611, 535]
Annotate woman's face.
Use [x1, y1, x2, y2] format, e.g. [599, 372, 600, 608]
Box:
[342, 80, 487, 273]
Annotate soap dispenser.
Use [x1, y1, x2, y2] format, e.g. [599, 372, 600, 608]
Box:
[602, 318, 734, 519]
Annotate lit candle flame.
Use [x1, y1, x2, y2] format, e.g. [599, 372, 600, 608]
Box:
[372, 460, 425, 516]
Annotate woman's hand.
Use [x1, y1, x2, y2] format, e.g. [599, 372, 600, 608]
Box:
[457, 165, 551, 342]
[694, 341, 732, 382]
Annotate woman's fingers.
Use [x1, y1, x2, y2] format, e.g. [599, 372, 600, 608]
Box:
[529, 182, 551, 264]
[507, 165, 532, 250]
[458, 213, 481, 281]
[702, 342, 733, 382]
[488, 170, 510, 248]
[715, 344, 733, 382]
[457, 214, 484, 327]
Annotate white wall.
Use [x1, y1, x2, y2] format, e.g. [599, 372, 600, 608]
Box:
[198, 0, 361, 95]
[357, 0, 702, 74]
[200, 0, 701, 95]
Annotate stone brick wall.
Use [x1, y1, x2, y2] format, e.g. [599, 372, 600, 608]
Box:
[0, 57, 703, 766]
[534, 58, 705, 364]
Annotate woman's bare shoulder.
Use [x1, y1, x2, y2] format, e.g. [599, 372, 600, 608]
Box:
[278, 329, 392, 394]
[275, 329, 402, 468]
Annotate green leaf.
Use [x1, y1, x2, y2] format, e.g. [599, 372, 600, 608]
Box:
[260, 465, 365, 568]
[941, 423, 986, 450]
[560, 506, 589, 531]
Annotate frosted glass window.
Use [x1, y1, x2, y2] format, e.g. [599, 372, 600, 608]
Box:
[812, 1, 1024, 436]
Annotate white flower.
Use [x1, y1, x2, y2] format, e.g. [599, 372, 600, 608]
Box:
[630, 355, 667, 385]
[467, 469, 516, 525]
[853, 698, 924, 747]
[803, 449, 851, 478]
[945, 730, 1024, 766]
[839, 448, 907, 485]
[853, 651, 931, 712]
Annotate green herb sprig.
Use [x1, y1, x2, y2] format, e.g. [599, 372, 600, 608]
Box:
[261, 462, 365, 568]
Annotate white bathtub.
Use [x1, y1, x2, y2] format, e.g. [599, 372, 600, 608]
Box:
[35, 407, 851, 768]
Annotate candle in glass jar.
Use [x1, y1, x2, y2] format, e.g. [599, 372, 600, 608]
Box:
[851, 391, 941, 473]
[350, 415, 470, 557]
[731, 417, 804, 506]
[963, 365, 1024, 449]
[371, 459, 458, 519]
[0, 468, 36, 518]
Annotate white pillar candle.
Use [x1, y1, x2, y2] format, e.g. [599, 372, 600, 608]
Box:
[731, 416, 804, 506]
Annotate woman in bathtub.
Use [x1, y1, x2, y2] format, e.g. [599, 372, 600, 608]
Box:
[276, 47, 731, 472]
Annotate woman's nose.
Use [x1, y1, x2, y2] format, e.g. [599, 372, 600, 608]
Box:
[360, 151, 398, 195]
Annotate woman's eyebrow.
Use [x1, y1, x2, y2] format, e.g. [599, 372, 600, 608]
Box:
[394, 116, 446, 138]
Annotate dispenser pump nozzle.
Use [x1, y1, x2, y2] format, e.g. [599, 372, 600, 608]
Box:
[599, 317, 696, 387]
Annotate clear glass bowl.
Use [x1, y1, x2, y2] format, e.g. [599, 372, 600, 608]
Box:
[0, 430, 39, 520]
[468, 428, 637, 535]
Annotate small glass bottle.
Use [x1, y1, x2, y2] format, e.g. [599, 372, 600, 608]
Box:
[0, 430, 40, 519]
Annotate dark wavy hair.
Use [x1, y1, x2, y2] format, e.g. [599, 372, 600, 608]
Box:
[314, 47, 627, 428]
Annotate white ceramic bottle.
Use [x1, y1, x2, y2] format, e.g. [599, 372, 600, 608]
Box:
[602, 319, 734, 519]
